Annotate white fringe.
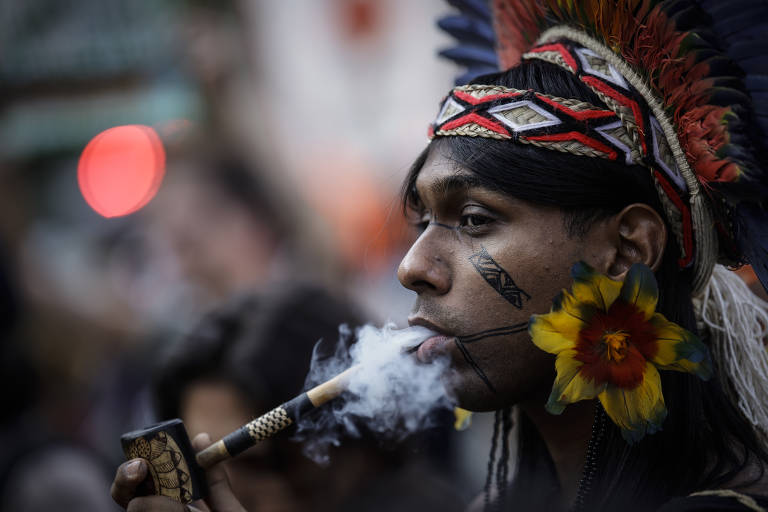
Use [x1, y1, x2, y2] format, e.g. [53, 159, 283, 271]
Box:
[693, 264, 768, 437]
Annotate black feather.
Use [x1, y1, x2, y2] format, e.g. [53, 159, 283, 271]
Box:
[709, 76, 748, 90]
[669, 5, 712, 30]
[708, 87, 753, 107]
[698, 56, 744, 79]
[663, 0, 704, 20]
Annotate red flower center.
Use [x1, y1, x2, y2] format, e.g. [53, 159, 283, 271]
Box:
[575, 300, 659, 389]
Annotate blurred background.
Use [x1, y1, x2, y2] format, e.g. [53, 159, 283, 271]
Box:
[0, 1, 497, 510]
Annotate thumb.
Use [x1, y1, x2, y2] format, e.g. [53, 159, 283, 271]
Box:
[192, 433, 246, 512]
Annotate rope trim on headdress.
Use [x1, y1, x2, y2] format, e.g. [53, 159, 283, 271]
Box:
[693, 265, 768, 438]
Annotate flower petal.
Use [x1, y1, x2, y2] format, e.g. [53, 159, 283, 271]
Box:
[619, 264, 659, 320]
[529, 315, 575, 354]
[529, 290, 590, 354]
[571, 261, 622, 312]
[546, 349, 605, 414]
[598, 362, 667, 443]
[453, 407, 473, 431]
[649, 314, 713, 380]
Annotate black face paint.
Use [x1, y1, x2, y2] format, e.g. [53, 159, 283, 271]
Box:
[469, 247, 531, 309]
[452, 323, 528, 394]
[454, 338, 497, 394]
[457, 322, 529, 344]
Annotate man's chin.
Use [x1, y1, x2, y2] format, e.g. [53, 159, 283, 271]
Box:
[440, 368, 509, 412]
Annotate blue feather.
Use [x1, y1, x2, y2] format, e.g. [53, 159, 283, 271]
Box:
[735, 202, 768, 295]
[746, 76, 768, 92]
[753, 98, 768, 111]
[439, 46, 498, 68]
[756, 115, 768, 138]
[446, 0, 493, 23]
[727, 41, 768, 62]
[437, 0, 497, 86]
[696, 0, 720, 8]
[708, 11, 767, 38]
[437, 15, 496, 46]
[706, 3, 767, 20]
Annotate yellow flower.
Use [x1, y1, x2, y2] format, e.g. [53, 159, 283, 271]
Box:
[529, 262, 712, 442]
[453, 407, 473, 431]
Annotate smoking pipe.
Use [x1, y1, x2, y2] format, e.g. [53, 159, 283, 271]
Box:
[120, 365, 359, 504]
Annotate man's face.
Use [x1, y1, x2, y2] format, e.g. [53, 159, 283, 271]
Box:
[399, 150, 595, 411]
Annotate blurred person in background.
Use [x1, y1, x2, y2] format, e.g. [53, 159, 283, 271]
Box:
[120, 146, 301, 328]
[79, 144, 319, 467]
[0, 238, 121, 511]
[143, 284, 462, 512]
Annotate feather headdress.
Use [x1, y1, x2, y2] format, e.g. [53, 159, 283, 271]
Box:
[435, 0, 768, 436]
[438, 0, 768, 289]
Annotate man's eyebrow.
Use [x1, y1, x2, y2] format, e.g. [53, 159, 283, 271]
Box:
[429, 174, 488, 197]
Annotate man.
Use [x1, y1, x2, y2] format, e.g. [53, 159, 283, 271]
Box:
[113, 1, 768, 510]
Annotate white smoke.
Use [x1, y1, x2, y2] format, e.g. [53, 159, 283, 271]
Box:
[295, 323, 453, 465]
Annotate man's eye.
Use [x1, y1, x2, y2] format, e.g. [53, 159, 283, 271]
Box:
[460, 214, 492, 227]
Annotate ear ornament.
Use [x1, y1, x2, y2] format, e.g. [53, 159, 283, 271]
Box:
[529, 262, 711, 442]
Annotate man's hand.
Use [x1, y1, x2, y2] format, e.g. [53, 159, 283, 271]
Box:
[110, 433, 247, 512]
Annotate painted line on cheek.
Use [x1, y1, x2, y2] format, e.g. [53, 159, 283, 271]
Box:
[457, 322, 529, 344]
[469, 247, 531, 309]
[454, 338, 497, 394]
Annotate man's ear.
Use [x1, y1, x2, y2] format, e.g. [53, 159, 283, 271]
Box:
[605, 204, 667, 279]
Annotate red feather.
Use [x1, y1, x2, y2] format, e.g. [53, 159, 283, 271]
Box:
[492, 0, 544, 69]
[679, 105, 741, 183]
[487, 0, 750, 186]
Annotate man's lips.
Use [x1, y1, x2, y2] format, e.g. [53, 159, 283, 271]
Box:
[415, 334, 454, 363]
[408, 317, 456, 363]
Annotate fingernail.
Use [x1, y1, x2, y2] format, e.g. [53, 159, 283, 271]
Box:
[126, 459, 144, 478]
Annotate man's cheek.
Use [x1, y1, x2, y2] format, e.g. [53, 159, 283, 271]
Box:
[468, 246, 533, 310]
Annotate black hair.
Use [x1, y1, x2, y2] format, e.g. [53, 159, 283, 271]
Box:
[402, 59, 768, 511]
[153, 283, 366, 419]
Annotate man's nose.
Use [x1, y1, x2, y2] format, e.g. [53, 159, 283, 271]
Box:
[397, 227, 451, 295]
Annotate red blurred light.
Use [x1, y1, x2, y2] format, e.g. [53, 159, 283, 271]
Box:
[78, 125, 166, 218]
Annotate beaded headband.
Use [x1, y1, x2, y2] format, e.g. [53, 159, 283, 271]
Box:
[430, 35, 713, 293]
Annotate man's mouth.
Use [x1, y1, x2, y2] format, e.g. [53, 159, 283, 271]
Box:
[415, 334, 455, 363]
[407, 317, 456, 364]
